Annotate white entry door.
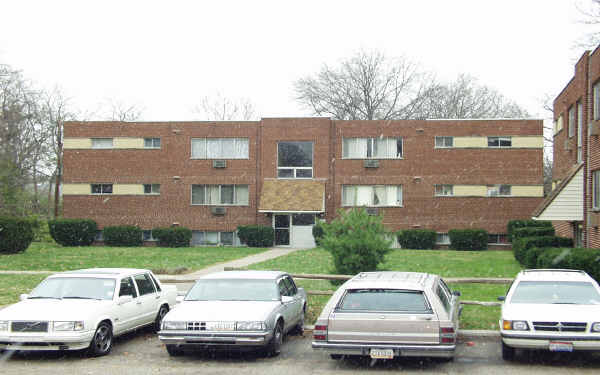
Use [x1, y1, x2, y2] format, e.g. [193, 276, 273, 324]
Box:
[291, 214, 316, 248]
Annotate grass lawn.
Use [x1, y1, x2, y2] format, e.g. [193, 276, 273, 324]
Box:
[249, 248, 518, 329]
[0, 274, 50, 305]
[0, 242, 269, 274]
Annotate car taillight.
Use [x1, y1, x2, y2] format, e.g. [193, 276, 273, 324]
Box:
[440, 327, 455, 344]
[313, 324, 327, 341]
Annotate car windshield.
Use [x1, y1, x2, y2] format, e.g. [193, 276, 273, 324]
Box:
[510, 281, 600, 305]
[337, 289, 432, 313]
[185, 279, 280, 302]
[29, 277, 116, 301]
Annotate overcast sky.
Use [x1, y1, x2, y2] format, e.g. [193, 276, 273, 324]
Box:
[0, 0, 595, 121]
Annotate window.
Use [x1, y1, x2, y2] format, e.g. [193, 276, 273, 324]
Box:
[577, 101, 583, 163]
[593, 170, 600, 210]
[144, 138, 161, 148]
[191, 138, 249, 159]
[149, 273, 162, 292]
[487, 137, 512, 147]
[292, 214, 315, 226]
[133, 274, 156, 296]
[436, 284, 451, 313]
[191, 185, 249, 205]
[342, 137, 403, 159]
[487, 184, 511, 197]
[142, 230, 157, 241]
[435, 136, 453, 148]
[337, 289, 431, 313]
[143, 184, 160, 194]
[191, 231, 239, 246]
[278, 141, 313, 178]
[568, 105, 575, 138]
[436, 233, 450, 245]
[95, 230, 103, 241]
[556, 114, 564, 134]
[595, 81, 600, 120]
[342, 185, 402, 207]
[434, 184, 453, 196]
[91, 184, 113, 194]
[488, 234, 510, 244]
[119, 277, 138, 298]
[91, 138, 113, 149]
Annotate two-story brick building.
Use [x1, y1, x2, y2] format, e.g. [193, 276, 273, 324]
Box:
[533, 45, 600, 248]
[63, 117, 544, 248]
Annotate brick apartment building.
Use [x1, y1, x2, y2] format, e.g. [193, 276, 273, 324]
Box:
[63, 117, 543, 249]
[533, 45, 600, 248]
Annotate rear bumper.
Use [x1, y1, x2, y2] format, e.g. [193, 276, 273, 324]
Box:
[0, 331, 94, 351]
[501, 332, 600, 351]
[312, 341, 456, 358]
[158, 330, 272, 348]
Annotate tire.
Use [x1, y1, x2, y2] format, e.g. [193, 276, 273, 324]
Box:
[166, 344, 183, 357]
[330, 354, 342, 360]
[154, 305, 169, 333]
[266, 321, 283, 357]
[88, 322, 113, 357]
[501, 341, 515, 361]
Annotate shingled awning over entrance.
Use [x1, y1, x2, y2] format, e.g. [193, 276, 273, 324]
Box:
[259, 179, 325, 213]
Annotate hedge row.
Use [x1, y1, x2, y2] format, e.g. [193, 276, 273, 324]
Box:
[512, 226, 555, 240]
[103, 226, 143, 247]
[152, 227, 192, 247]
[0, 216, 35, 254]
[507, 219, 552, 241]
[535, 248, 600, 282]
[48, 218, 97, 246]
[448, 229, 488, 251]
[237, 225, 274, 247]
[513, 236, 573, 267]
[397, 229, 436, 250]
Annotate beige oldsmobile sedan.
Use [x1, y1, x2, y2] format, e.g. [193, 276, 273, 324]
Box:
[312, 272, 461, 360]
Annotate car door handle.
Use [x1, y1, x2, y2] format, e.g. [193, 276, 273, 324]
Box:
[155, 295, 160, 299]
[136, 301, 142, 305]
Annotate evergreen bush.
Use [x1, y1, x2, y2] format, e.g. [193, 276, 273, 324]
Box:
[152, 227, 192, 247]
[507, 219, 552, 241]
[0, 216, 34, 254]
[448, 229, 488, 251]
[397, 229, 436, 249]
[103, 225, 143, 247]
[48, 218, 97, 246]
[237, 225, 274, 247]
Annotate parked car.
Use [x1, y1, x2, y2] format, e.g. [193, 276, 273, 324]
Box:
[312, 271, 461, 360]
[0, 268, 177, 356]
[158, 270, 306, 357]
[499, 269, 600, 360]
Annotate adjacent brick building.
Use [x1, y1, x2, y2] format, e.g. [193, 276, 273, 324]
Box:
[534, 45, 600, 248]
[63, 117, 544, 248]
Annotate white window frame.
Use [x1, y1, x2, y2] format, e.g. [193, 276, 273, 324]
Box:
[487, 137, 512, 148]
[556, 114, 563, 134]
[142, 230, 157, 242]
[143, 184, 160, 194]
[434, 184, 454, 196]
[341, 185, 403, 207]
[577, 101, 583, 163]
[192, 231, 237, 246]
[190, 138, 249, 159]
[91, 138, 113, 149]
[568, 105, 575, 138]
[436, 233, 450, 245]
[144, 138, 161, 148]
[486, 184, 511, 197]
[190, 184, 249, 206]
[593, 170, 600, 210]
[342, 137, 403, 159]
[91, 183, 113, 194]
[435, 136, 453, 148]
[277, 141, 314, 179]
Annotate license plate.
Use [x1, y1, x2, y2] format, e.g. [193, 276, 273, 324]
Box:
[205, 322, 235, 331]
[549, 342, 573, 352]
[370, 348, 394, 359]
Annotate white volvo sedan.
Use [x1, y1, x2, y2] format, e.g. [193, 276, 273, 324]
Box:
[159, 270, 306, 357]
[0, 268, 177, 356]
[499, 269, 600, 360]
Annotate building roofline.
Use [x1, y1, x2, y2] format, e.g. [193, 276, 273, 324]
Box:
[531, 163, 583, 218]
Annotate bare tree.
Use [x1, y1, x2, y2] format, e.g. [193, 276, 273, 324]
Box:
[294, 50, 435, 120]
[418, 74, 529, 119]
[194, 92, 256, 121]
[575, 0, 600, 50]
[101, 99, 143, 121]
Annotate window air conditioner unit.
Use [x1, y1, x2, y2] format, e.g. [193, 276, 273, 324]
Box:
[364, 159, 379, 168]
[213, 160, 227, 168]
[591, 120, 600, 136]
[366, 207, 379, 216]
[211, 206, 226, 215]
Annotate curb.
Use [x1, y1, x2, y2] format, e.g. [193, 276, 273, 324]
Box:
[302, 325, 499, 338]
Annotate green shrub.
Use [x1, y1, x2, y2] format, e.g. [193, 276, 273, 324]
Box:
[448, 229, 488, 251]
[0, 216, 34, 254]
[513, 236, 573, 266]
[507, 219, 552, 241]
[152, 227, 192, 247]
[536, 248, 600, 282]
[237, 225, 274, 247]
[397, 229, 436, 250]
[103, 225, 143, 247]
[321, 208, 391, 277]
[312, 221, 325, 247]
[48, 218, 97, 246]
[512, 227, 555, 240]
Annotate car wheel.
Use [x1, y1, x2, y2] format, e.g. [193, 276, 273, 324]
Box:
[88, 322, 113, 357]
[330, 354, 342, 360]
[501, 341, 515, 361]
[166, 344, 183, 357]
[154, 305, 169, 332]
[266, 321, 283, 357]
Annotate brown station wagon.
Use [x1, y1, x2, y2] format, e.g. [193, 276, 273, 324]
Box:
[312, 272, 461, 360]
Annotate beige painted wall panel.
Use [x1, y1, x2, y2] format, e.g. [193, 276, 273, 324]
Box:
[453, 137, 488, 148]
[454, 185, 487, 196]
[114, 138, 144, 149]
[512, 185, 544, 197]
[512, 137, 543, 148]
[63, 138, 92, 149]
[63, 184, 91, 195]
[113, 184, 144, 195]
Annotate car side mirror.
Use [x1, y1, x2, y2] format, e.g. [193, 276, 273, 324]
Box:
[118, 295, 133, 305]
[20, 294, 29, 301]
[281, 296, 294, 304]
[497, 296, 506, 301]
[452, 291, 461, 297]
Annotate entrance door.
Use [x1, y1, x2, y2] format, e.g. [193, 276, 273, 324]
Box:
[291, 214, 316, 248]
[274, 215, 290, 246]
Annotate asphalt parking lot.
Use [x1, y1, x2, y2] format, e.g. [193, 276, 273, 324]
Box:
[2, 330, 600, 375]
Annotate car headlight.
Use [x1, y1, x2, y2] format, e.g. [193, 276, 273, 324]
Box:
[235, 321, 266, 331]
[0, 321, 8, 331]
[592, 322, 600, 332]
[502, 320, 529, 331]
[53, 321, 84, 331]
[162, 321, 187, 330]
